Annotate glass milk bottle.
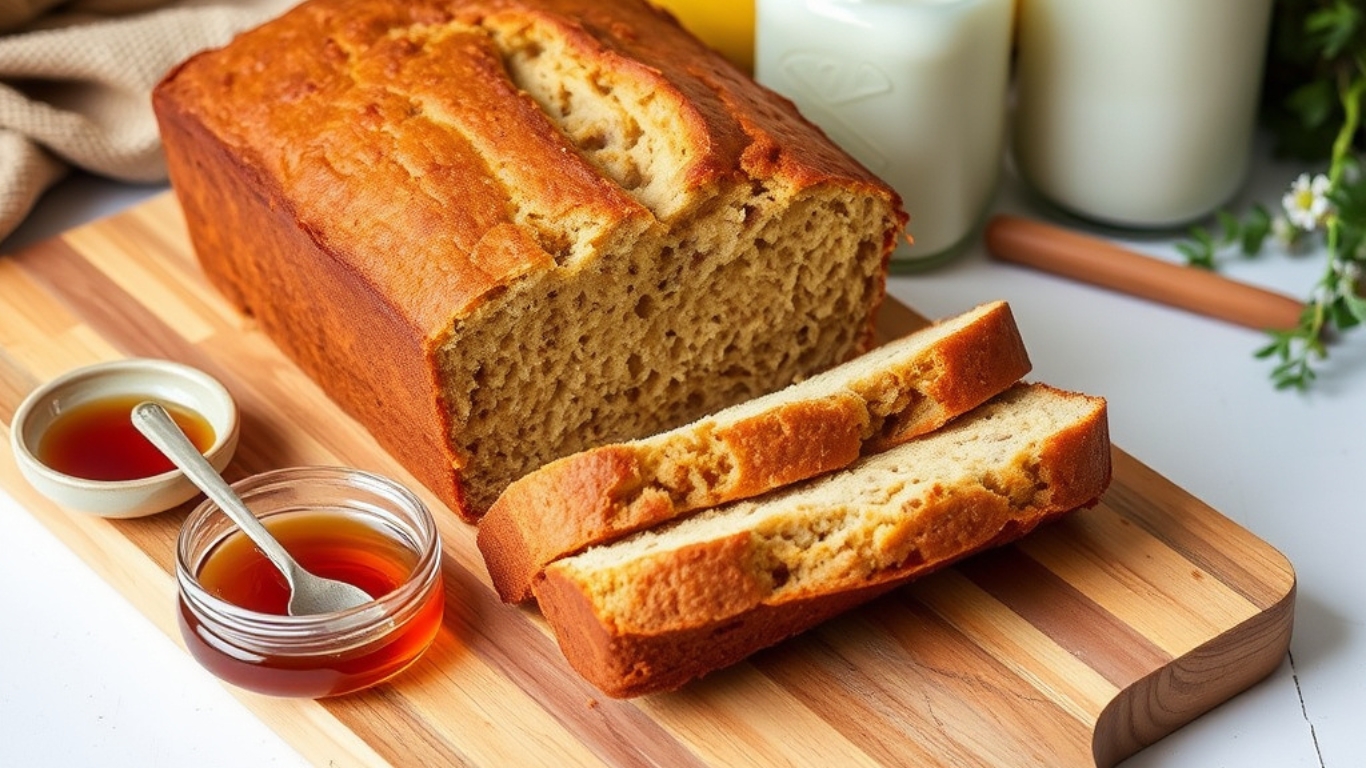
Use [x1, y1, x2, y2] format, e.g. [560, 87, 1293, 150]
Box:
[1012, 0, 1274, 229]
[756, 0, 1015, 270]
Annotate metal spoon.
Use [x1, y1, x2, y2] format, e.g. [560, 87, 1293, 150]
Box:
[131, 401, 372, 616]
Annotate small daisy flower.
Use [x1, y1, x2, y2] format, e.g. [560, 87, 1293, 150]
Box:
[1282, 172, 1333, 231]
[1332, 256, 1362, 285]
[1271, 213, 1298, 246]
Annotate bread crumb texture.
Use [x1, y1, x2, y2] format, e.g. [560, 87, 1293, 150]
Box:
[155, 0, 903, 514]
[554, 384, 1107, 634]
[598, 300, 1020, 516]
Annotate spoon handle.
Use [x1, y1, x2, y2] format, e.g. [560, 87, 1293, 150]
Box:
[131, 401, 299, 586]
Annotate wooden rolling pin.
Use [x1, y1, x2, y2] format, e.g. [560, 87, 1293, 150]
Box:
[985, 214, 1304, 331]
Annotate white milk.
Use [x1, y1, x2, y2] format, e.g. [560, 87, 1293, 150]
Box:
[1012, 0, 1274, 229]
[756, 0, 1014, 268]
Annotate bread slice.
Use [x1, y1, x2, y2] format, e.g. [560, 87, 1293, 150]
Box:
[532, 382, 1110, 697]
[478, 300, 1031, 602]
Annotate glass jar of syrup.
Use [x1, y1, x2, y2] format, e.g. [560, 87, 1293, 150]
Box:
[176, 467, 444, 698]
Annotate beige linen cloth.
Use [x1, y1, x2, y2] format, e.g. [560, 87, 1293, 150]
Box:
[0, 0, 296, 241]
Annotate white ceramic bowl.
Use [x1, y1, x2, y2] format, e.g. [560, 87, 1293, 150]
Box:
[9, 358, 240, 518]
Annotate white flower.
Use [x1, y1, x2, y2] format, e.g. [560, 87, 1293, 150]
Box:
[1271, 214, 1299, 247]
[1282, 173, 1333, 231]
[1333, 257, 1361, 284]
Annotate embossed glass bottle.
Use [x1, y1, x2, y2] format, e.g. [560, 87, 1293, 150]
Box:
[755, 0, 1014, 271]
[1012, 0, 1273, 228]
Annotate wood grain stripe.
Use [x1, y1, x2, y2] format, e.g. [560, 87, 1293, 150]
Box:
[751, 599, 1099, 767]
[224, 694, 396, 768]
[0, 349, 38, 425]
[0, 260, 76, 346]
[1015, 504, 1260, 657]
[910, 569, 1120, 725]
[64, 223, 219, 344]
[1092, 587, 1295, 768]
[437, 554, 711, 768]
[322, 686, 476, 766]
[15, 238, 203, 366]
[641, 665, 882, 768]
[16, 235, 395, 486]
[378, 631, 611, 768]
[959, 544, 1170, 689]
[0, 256, 121, 380]
[748, 625, 960, 767]
[1103, 451, 1294, 609]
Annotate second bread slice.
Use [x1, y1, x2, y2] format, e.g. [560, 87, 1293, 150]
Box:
[478, 300, 1031, 602]
[533, 382, 1111, 697]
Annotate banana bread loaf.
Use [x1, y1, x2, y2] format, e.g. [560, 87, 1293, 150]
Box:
[151, 0, 906, 519]
[533, 383, 1111, 697]
[479, 300, 1032, 603]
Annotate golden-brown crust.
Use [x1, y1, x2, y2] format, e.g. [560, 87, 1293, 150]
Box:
[716, 399, 866, 499]
[481, 0, 901, 197]
[872, 302, 1035, 448]
[532, 387, 1112, 698]
[153, 86, 465, 507]
[535, 561, 905, 698]
[153, 0, 903, 520]
[478, 445, 648, 600]
[1036, 386, 1114, 512]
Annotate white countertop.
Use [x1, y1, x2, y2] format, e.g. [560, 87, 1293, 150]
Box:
[1, 149, 1361, 767]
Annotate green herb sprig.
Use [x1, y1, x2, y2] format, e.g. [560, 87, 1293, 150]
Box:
[1180, 0, 1366, 390]
[1175, 206, 1272, 270]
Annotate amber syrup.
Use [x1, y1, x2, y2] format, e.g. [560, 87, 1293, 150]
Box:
[181, 510, 444, 698]
[38, 395, 214, 481]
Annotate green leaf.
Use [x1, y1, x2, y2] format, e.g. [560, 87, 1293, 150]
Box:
[1255, 330, 1294, 360]
[1287, 80, 1336, 129]
[1341, 289, 1366, 325]
[1331, 177, 1366, 224]
[1329, 294, 1361, 329]
[1176, 240, 1214, 270]
[1255, 340, 1283, 360]
[1274, 369, 1313, 391]
[1305, 1, 1363, 59]
[1217, 210, 1240, 244]
[1241, 205, 1272, 254]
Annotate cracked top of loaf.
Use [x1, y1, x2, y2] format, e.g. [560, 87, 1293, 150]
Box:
[154, 0, 903, 338]
[153, 0, 906, 518]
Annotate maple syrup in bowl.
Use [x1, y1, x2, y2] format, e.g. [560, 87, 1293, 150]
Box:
[176, 466, 445, 698]
[9, 358, 239, 517]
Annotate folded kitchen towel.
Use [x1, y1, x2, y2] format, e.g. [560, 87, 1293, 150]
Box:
[0, 0, 296, 242]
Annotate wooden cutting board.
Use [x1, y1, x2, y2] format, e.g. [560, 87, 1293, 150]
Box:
[0, 193, 1295, 768]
